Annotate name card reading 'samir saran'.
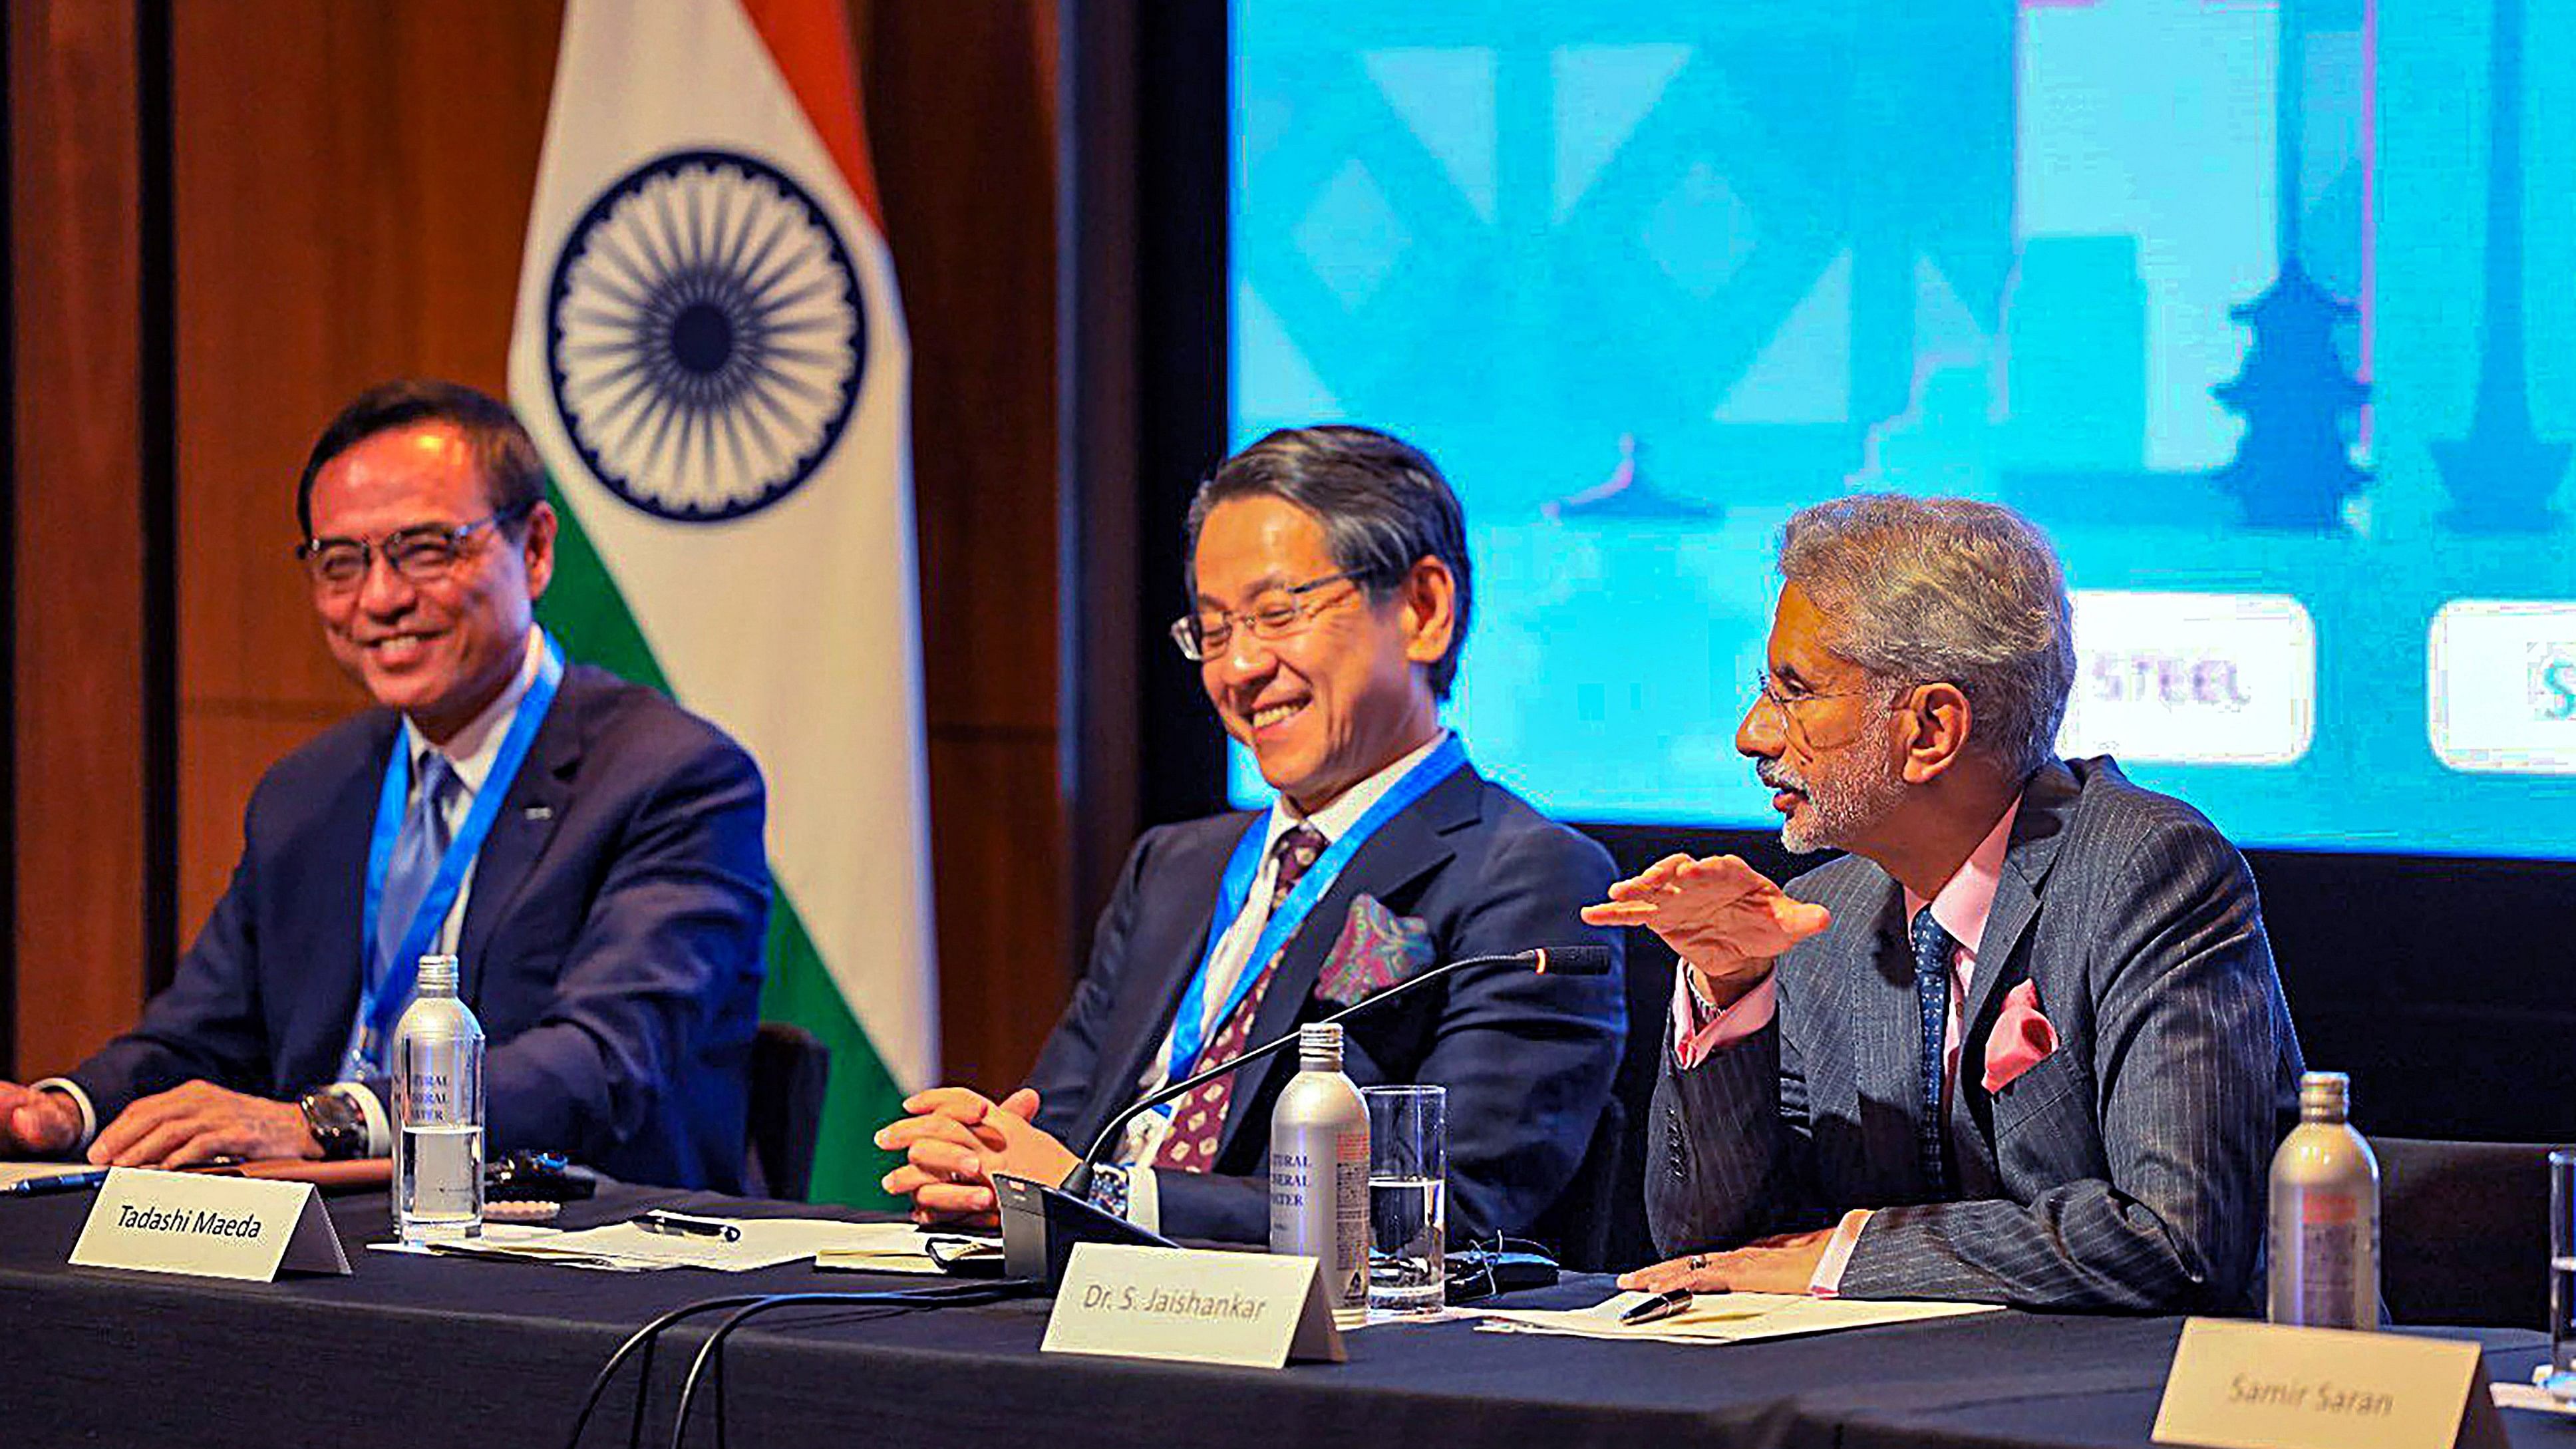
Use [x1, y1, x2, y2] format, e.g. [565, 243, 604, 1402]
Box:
[69, 1167, 350, 1283]
[1041, 1241, 1345, 1368]
[2154, 1318, 2507, 1449]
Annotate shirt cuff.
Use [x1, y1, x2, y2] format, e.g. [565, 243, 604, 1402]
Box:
[332, 1082, 391, 1157]
[29, 1078, 98, 1152]
[1671, 968, 1779, 1070]
[1126, 1164, 1163, 1235]
[1808, 1209, 1873, 1297]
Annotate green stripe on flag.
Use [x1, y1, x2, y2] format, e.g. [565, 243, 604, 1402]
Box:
[539, 481, 904, 1208]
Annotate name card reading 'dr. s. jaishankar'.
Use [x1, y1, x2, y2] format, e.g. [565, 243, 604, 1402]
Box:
[1041, 1242, 1346, 1368]
[69, 1167, 350, 1283]
[2153, 1318, 2507, 1449]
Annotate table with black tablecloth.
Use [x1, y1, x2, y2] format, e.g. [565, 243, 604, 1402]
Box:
[1, 1181, 2563, 1449]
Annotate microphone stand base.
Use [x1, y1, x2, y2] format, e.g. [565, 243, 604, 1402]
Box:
[992, 1173, 1181, 1289]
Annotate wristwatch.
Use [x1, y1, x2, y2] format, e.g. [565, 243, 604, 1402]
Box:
[298, 1088, 368, 1160]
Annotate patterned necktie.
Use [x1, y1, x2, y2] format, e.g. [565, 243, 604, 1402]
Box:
[376, 751, 461, 982]
[1909, 905, 1955, 1199]
[1152, 823, 1329, 1171]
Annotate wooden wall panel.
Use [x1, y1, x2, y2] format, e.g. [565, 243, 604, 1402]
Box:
[857, 0, 1068, 1088]
[167, 0, 560, 940]
[9, 0, 151, 1077]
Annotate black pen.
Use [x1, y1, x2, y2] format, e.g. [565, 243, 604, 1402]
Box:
[1, 1168, 111, 1198]
[636, 1208, 742, 1243]
[1619, 1288, 1696, 1325]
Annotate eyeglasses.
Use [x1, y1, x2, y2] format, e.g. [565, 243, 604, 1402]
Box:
[1168, 570, 1368, 661]
[1744, 670, 1907, 747]
[295, 504, 532, 593]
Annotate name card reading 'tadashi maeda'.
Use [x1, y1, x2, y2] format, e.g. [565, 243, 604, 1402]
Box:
[2154, 1318, 2507, 1449]
[69, 1167, 350, 1283]
[1041, 1241, 1345, 1368]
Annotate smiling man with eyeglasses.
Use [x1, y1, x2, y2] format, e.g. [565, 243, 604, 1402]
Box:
[0, 379, 770, 1190]
[877, 424, 1625, 1247]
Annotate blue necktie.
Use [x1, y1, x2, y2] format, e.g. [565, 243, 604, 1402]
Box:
[1908, 905, 1955, 1198]
[375, 751, 460, 982]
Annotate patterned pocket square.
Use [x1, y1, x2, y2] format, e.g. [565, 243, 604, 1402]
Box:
[1981, 979, 2060, 1094]
[1315, 894, 1435, 1005]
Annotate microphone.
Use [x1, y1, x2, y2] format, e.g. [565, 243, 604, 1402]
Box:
[1058, 943, 1609, 1201]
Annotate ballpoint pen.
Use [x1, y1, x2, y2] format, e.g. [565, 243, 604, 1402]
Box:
[635, 1208, 744, 1243]
[0, 1168, 112, 1198]
[1618, 1288, 1696, 1325]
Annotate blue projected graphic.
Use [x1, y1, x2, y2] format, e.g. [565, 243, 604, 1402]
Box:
[1231, 0, 2576, 860]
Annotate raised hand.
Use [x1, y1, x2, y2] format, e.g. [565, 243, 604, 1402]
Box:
[1581, 853, 1831, 1004]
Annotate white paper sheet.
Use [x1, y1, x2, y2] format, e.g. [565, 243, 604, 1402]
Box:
[367, 1216, 943, 1272]
[0, 1161, 99, 1188]
[1475, 1289, 2002, 1345]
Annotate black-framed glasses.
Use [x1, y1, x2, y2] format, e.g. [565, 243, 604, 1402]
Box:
[295, 503, 533, 593]
[1168, 569, 1369, 661]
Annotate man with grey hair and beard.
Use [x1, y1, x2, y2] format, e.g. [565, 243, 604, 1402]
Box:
[1585, 494, 2303, 1312]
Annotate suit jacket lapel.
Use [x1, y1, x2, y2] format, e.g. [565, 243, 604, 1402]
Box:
[1076, 815, 1254, 1148]
[452, 671, 581, 1001]
[1955, 762, 2082, 1070]
[1211, 765, 1478, 1160]
[1844, 880, 1934, 1202]
[278, 714, 403, 1089]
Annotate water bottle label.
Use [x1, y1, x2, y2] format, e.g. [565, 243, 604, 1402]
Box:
[1332, 1134, 1369, 1310]
[2296, 1219, 2361, 1323]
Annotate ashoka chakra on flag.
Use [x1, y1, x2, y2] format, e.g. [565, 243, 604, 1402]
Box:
[544, 148, 865, 522]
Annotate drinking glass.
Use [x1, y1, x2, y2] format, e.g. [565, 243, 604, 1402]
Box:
[1363, 1084, 1446, 1314]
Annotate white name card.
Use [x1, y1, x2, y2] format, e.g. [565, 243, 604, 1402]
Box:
[1040, 1242, 1346, 1368]
[2153, 1318, 2507, 1449]
[69, 1167, 350, 1282]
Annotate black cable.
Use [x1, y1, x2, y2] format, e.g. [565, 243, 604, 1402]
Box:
[562, 1295, 772, 1449]
[667, 1283, 1034, 1449]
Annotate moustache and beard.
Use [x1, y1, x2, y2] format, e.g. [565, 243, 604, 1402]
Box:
[1758, 747, 1907, 855]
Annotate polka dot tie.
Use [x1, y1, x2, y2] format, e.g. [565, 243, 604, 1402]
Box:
[1152, 824, 1328, 1172]
[1909, 905, 1955, 1199]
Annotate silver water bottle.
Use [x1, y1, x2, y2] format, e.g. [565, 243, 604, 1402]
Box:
[1269, 1023, 1370, 1323]
[2267, 1070, 2378, 1329]
[391, 954, 486, 1243]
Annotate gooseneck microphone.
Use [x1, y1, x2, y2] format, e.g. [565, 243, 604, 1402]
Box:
[1058, 943, 1611, 1202]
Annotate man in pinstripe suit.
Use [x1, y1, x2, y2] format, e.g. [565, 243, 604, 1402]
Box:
[1587, 496, 2303, 1311]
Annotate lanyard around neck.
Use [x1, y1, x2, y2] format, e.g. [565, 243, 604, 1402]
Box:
[353, 631, 566, 1054]
[1164, 735, 1468, 1082]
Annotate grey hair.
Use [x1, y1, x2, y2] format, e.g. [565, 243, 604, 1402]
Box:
[1182, 424, 1472, 700]
[1776, 494, 2074, 776]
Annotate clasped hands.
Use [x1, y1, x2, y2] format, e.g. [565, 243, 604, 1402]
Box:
[0, 1078, 319, 1166]
[1579, 852, 1832, 1008]
[876, 1086, 1080, 1227]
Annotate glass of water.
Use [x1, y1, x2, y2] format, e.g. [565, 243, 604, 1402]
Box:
[1363, 1084, 1446, 1314]
[2549, 1150, 2576, 1401]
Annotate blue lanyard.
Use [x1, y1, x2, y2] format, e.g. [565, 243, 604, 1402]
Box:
[351, 631, 566, 1062]
[1165, 736, 1468, 1082]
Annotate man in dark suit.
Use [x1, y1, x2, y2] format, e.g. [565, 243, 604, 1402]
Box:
[1591, 495, 2302, 1311]
[0, 380, 769, 1190]
[877, 426, 1624, 1243]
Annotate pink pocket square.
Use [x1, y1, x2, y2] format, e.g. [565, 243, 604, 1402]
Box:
[1315, 894, 1435, 1005]
[1981, 979, 2060, 1094]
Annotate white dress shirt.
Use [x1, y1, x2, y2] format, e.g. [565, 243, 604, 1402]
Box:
[1105, 730, 1452, 1230]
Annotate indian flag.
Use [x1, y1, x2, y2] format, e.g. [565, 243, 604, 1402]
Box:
[506, 0, 932, 1205]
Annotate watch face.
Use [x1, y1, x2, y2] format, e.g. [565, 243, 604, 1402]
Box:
[302, 1092, 363, 1156]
